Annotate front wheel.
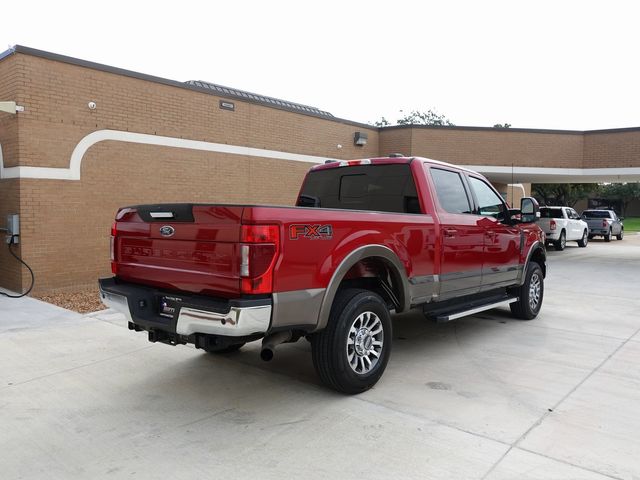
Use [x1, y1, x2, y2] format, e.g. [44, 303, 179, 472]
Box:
[509, 262, 544, 320]
[617, 229, 624, 241]
[311, 289, 392, 394]
[577, 230, 588, 248]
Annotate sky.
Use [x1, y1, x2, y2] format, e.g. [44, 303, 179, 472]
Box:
[2, 0, 640, 130]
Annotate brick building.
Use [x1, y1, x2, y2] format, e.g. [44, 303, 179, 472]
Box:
[1, 45, 640, 293]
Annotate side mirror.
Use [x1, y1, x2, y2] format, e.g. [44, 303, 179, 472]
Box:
[619, 217, 625, 221]
[506, 208, 521, 224]
[520, 197, 539, 224]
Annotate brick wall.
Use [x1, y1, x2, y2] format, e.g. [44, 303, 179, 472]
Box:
[0, 55, 23, 292]
[381, 126, 585, 168]
[583, 130, 640, 169]
[2, 52, 379, 292]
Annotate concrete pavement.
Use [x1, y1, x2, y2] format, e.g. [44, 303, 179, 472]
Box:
[1, 235, 639, 479]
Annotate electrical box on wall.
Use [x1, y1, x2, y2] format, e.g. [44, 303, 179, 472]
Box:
[6, 214, 19, 244]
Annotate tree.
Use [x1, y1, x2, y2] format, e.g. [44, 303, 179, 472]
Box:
[599, 183, 640, 216]
[371, 109, 455, 127]
[493, 123, 511, 128]
[396, 109, 455, 126]
[372, 117, 392, 127]
[532, 183, 599, 208]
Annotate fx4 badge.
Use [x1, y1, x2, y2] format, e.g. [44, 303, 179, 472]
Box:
[289, 224, 333, 240]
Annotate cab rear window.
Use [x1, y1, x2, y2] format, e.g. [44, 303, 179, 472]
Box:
[540, 208, 564, 219]
[297, 164, 421, 214]
[583, 211, 611, 219]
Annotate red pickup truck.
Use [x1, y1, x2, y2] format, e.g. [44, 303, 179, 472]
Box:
[99, 156, 546, 394]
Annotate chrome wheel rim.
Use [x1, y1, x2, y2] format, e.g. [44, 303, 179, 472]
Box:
[346, 311, 384, 375]
[529, 273, 541, 311]
[583, 231, 588, 244]
[560, 233, 566, 249]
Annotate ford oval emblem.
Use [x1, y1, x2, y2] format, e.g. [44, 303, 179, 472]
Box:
[160, 225, 175, 237]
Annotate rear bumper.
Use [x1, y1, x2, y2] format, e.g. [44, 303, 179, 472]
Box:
[543, 231, 561, 241]
[98, 277, 271, 337]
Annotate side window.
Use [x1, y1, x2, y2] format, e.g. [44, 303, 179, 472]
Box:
[468, 177, 505, 218]
[430, 168, 472, 214]
[570, 209, 579, 219]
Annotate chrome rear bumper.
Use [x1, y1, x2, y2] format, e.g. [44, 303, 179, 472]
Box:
[99, 278, 271, 337]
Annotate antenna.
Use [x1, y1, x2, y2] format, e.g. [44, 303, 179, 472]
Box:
[511, 163, 514, 206]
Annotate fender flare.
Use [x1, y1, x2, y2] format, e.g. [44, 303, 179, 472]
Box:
[314, 245, 411, 331]
[520, 241, 546, 284]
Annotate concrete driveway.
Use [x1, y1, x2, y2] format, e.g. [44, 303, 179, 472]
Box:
[1, 236, 639, 479]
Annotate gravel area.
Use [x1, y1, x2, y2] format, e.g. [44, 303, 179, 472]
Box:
[34, 286, 106, 314]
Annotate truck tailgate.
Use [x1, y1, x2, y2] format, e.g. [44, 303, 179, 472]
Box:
[113, 205, 243, 296]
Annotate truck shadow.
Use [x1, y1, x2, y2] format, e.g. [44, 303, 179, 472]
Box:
[147, 307, 519, 396]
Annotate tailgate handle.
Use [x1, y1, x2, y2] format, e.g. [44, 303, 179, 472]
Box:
[150, 212, 175, 219]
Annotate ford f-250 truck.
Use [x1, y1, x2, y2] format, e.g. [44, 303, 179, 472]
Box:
[99, 156, 546, 394]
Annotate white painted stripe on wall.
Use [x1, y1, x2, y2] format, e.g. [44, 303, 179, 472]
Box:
[1, 129, 640, 180]
[464, 165, 640, 177]
[0, 129, 338, 181]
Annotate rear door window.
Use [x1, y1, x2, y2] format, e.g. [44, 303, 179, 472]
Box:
[430, 168, 472, 214]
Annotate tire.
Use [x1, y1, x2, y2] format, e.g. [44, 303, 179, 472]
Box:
[204, 342, 245, 354]
[509, 262, 544, 320]
[554, 230, 566, 251]
[577, 230, 588, 248]
[604, 230, 611, 242]
[311, 289, 392, 395]
[617, 229, 624, 241]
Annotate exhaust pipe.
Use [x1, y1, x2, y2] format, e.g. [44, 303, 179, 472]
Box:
[260, 331, 292, 361]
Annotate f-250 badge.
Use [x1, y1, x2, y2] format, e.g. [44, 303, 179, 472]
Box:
[289, 224, 333, 240]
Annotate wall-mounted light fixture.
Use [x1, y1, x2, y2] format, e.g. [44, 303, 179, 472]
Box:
[354, 131, 368, 146]
[88, 101, 97, 110]
[0, 101, 24, 114]
[220, 100, 235, 111]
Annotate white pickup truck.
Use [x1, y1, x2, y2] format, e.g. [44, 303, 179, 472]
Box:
[539, 206, 589, 251]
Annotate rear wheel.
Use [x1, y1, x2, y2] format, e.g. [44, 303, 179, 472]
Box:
[509, 262, 544, 320]
[554, 230, 566, 251]
[311, 289, 392, 394]
[617, 229, 624, 241]
[604, 230, 611, 242]
[577, 230, 588, 247]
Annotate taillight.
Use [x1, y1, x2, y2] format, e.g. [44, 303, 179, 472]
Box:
[240, 225, 280, 294]
[602, 220, 608, 228]
[550, 219, 556, 230]
[110, 222, 118, 274]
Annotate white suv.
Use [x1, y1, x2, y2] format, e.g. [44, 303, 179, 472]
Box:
[539, 206, 589, 251]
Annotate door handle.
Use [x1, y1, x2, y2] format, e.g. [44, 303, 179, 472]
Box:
[443, 228, 457, 238]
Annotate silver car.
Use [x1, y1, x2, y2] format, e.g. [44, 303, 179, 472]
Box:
[581, 209, 624, 242]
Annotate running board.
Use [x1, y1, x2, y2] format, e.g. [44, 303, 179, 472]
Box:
[428, 296, 518, 323]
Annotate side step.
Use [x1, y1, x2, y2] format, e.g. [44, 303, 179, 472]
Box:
[425, 295, 518, 323]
